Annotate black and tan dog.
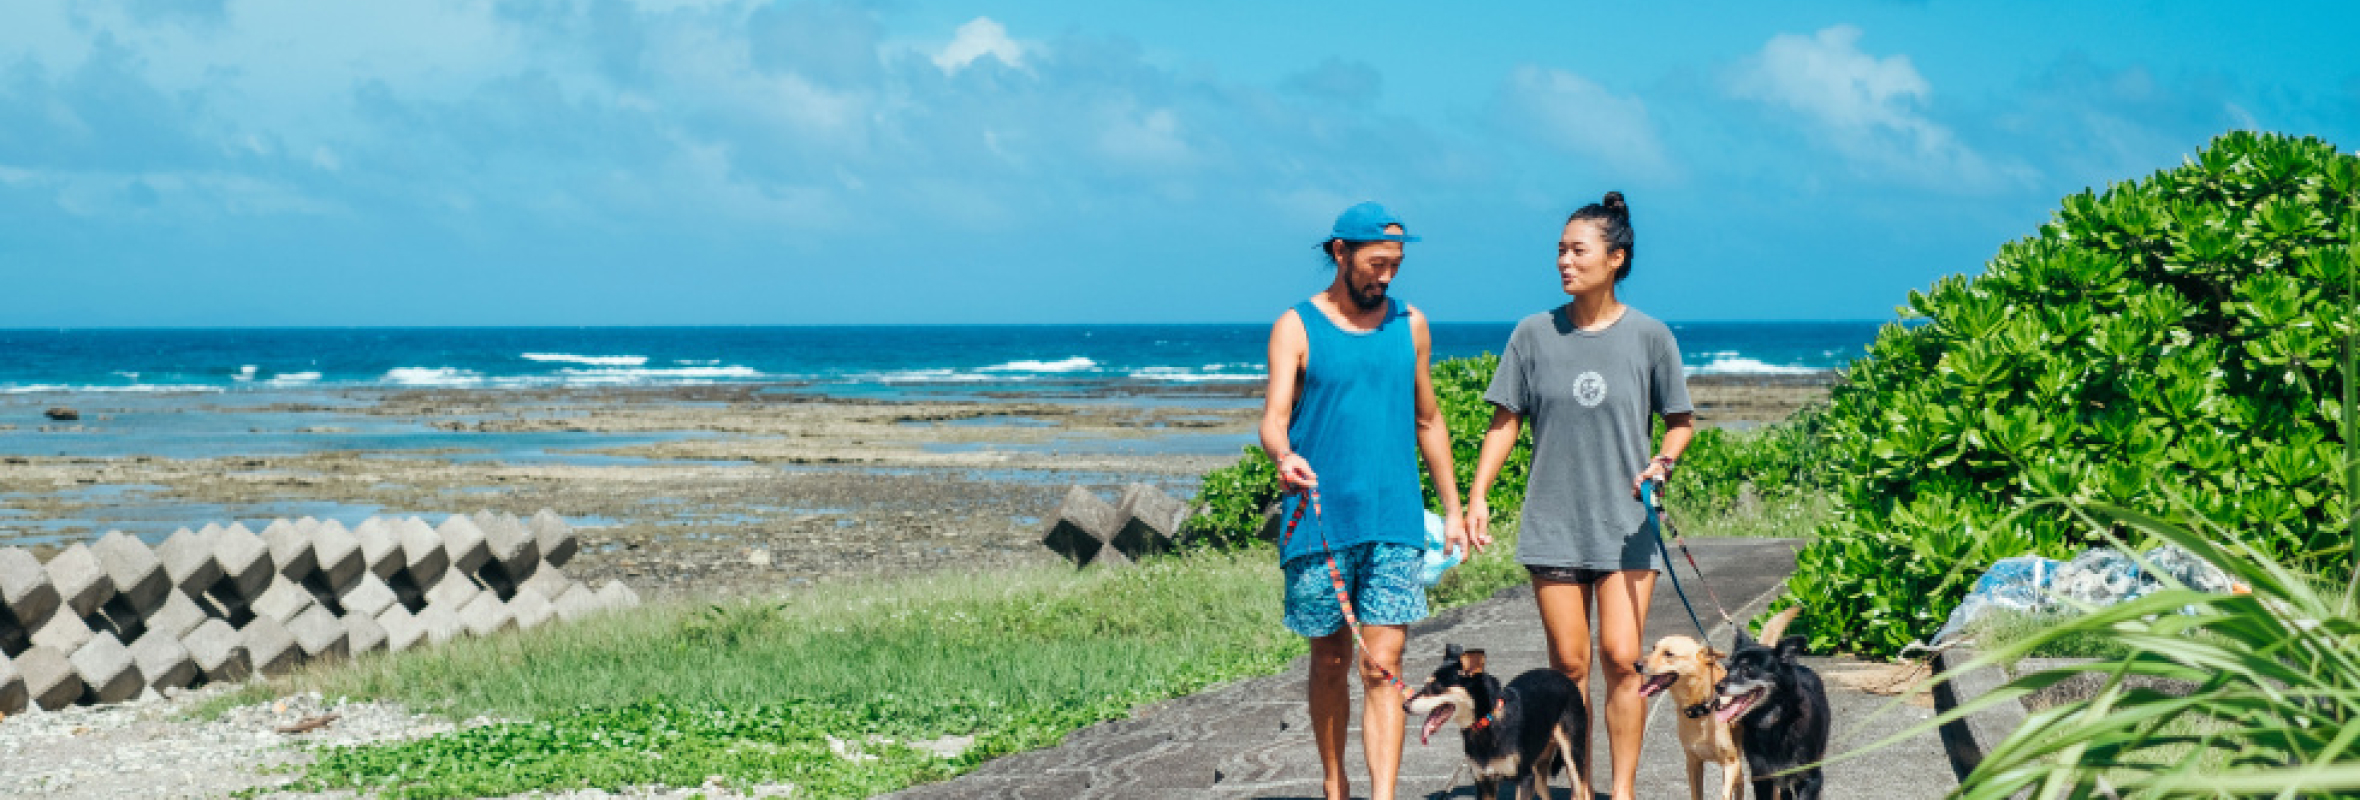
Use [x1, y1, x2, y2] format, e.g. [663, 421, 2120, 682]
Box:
[1712, 615, 1830, 800]
[1636, 606, 1799, 800]
[1403, 644, 1591, 800]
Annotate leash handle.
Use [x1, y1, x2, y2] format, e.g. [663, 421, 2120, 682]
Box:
[1281, 486, 1412, 696]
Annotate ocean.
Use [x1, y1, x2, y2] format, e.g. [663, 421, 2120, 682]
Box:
[0, 321, 1881, 396]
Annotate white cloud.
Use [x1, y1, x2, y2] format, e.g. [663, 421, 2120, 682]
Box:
[1730, 25, 2029, 189]
[932, 17, 1024, 74]
[1495, 65, 1673, 179]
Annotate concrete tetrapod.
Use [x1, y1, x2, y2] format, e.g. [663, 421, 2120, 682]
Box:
[71, 633, 143, 705]
[181, 618, 251, 684]
[17, 646, 82, 711]
[92, 531, 168, 616]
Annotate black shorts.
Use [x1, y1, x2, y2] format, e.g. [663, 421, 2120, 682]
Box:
[1526, 564, 1632, 585]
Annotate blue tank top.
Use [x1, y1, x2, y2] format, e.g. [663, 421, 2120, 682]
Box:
[1279, 298, 1425, 561]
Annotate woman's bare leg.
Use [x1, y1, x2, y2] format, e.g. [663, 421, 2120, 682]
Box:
[1594, 569, 1658, 799]
[1533, 575, 1597, 792]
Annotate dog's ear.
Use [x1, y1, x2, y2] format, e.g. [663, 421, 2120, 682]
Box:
[1774, 635, 1807, 665]
[1444, 643, 1464, 663]
[1460, 648, 1487, 676]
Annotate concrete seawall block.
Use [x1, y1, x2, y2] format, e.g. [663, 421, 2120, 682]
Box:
[0, 547, 62, 636]
[17, 646, 82, 711]
[531, 509, 577, 567]
[338, 572, 399, 620]
[1112, 483, 1188, 561]
[424, 573, 480, 611]
[458, 593, 513, 638]
[46, 544, 115, 620]
[213, 523, 274, 601]
[376, 607, 423, 653]
[72, 633, 142, 705]
[508, 587, 553, 631]
[262, 519, 319, 584]
[250, 579, 315, 624]
[595, 580, 641, 610]
[92, 531, 168, 615]
[353, 518, 407, 582]
[182, 618, 250, 684]
[144, 591, 208, 642]
[1041, 486, 1122, 568]
[344, 610, 387, 655]
[156, 528, 222, 597]
[552, 583, 600, 623]
[312, 519, 364, 594]
[287, 605, 348, 661]
[415, 603, 463, 646]
[129, 630, 197, 692]
[397, 518, 450, 590]
[438, 515, 491, 576]
[518, 566, 573, 605]
[239, 614, 300, 677]
[476, 511, 540, 572]
[0, 656, 25, 715]
[32, 611, 93, 655]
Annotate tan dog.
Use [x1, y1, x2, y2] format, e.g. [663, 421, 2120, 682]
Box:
[1636, 606, 1799, 800]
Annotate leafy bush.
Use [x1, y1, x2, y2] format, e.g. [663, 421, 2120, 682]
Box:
[1180, 445, 1279, 549]
[1780, 131, 2360, 657]
[1424, 353, 1534, 517]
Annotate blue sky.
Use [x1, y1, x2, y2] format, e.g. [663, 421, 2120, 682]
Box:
[3, 0, 2356, 327]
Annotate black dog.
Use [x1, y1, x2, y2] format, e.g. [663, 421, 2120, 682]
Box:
[1403, 644, 1591, 800]
[1713, 633, 1830, 800]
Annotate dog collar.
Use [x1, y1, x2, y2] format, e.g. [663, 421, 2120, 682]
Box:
[1466, 698, 1507, 733]
[1682, 702, 1715, 719]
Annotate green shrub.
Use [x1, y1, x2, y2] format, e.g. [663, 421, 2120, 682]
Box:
[1180, 445, 1279, 549]
[1780, 131, 2360, 657]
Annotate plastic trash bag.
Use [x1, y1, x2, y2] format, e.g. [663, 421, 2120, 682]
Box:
[1417, 510, 1462, 587]
[1930, 555, 2058, 646]
[1929, 544, 2243, 647]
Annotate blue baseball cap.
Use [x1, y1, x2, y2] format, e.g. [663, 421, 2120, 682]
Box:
[1329, 201, 1421, 243]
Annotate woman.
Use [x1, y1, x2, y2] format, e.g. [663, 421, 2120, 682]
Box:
[1465, 191, 1693, 799]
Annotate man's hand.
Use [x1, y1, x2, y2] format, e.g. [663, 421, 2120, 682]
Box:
[1277, 453, 1318, 491]
[1444, 509, 1480, 557]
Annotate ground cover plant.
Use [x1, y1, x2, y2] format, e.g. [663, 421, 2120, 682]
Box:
[251, 531, 1536, 798]
[1780, 131, 2360, 657]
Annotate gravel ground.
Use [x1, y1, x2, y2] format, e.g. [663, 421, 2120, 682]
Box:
[0, 687, 462, 798]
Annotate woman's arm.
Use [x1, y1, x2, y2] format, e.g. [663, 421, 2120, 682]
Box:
[1466, 405, 1522, 549]
[1633, 411, 1695, 496]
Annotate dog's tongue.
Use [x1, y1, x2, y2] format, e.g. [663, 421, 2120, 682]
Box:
[1419, 705, 1452, 745]
[1715, 690, 1759, 724]
[1636, 673, 1676, 698]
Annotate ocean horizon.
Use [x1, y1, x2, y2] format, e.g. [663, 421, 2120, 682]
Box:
[0, 321, 1884, 397]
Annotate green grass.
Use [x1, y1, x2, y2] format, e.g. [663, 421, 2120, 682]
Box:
[1672, 488, 1835, 540]
[1960, 609, 2136, 665]
[238, 530, 1541, 798]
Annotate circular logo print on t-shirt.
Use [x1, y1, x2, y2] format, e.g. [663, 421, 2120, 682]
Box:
[1572, 371, 1607, 407]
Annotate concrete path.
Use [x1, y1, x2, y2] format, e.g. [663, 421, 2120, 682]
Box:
[884, 538, 1955, 799]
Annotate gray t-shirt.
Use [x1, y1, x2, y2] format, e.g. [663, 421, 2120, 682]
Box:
[1484, 306, 1693, 571]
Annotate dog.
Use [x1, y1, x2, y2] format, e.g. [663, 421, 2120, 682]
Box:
[1713, 608, 1830, 800]
[1636, 606, 1800, 800]
[1403, 644, 1591, 800]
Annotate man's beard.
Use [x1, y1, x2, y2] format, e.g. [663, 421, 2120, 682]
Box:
[1347, 278, 1387, 311]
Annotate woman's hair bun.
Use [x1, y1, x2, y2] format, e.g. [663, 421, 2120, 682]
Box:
[1601, 191, 1627, 214]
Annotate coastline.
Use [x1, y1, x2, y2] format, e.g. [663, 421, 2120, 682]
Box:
[0, 373, 1830, 599]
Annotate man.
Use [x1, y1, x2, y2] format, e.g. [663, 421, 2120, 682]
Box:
[1260, 200, 1471, 800]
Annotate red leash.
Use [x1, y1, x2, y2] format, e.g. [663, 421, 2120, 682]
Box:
[1281, 487, 1413, 695]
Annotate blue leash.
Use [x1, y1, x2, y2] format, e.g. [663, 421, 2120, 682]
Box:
[1642, 481, 1712, 640]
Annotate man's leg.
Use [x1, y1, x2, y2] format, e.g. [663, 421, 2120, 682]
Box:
[1358, 623, 1408, 800]
[1533, 575, 1597, 792]
[1594, 569, 1658, 800]
[1308, 629, 1356, 800]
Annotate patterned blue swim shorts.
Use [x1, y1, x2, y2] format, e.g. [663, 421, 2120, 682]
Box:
[1282, 542, 1429, 637]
